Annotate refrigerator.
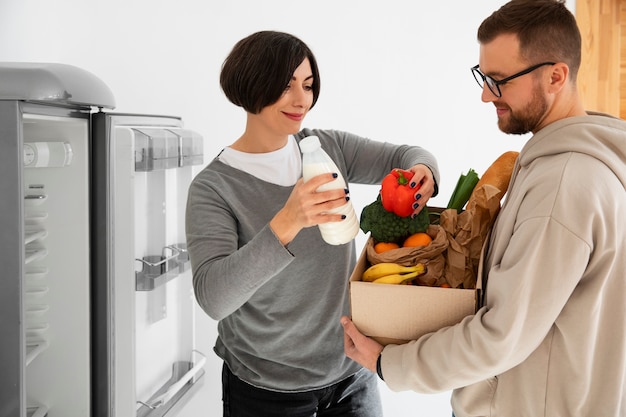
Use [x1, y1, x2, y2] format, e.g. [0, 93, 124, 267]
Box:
[0, 62, 206, 417]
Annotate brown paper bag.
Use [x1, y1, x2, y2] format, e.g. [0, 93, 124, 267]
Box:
[365, 224, 449, 287]
[439, 184, 502, 289]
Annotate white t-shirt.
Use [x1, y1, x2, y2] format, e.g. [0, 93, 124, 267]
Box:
[218, 135, 302, 186]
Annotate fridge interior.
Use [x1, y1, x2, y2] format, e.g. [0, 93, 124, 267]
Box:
[22, 112, 91, 417]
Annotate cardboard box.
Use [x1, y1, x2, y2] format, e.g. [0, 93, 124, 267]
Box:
[349, 240, 480, 345]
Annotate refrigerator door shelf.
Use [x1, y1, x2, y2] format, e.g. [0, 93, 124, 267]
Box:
[166, 128, 204, 167]
[133, 127, 204, 171]
[133, 128, 180, 171]
[135, 244, 191, 291]
[136, 352, 206, 417]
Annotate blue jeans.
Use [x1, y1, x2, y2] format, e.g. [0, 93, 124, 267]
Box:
[222, 363, 383, 417]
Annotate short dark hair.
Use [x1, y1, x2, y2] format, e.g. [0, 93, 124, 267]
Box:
[477, 0, 581, 80]
[220, 31, 321, 114]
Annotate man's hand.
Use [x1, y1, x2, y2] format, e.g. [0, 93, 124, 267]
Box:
[341, 316, 384, 373]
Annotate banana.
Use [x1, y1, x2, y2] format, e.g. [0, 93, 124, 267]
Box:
[362, 262, 424, 282]
[372, 270, 421, 284]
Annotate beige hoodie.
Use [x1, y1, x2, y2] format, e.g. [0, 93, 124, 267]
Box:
[381, 113, 626, 417]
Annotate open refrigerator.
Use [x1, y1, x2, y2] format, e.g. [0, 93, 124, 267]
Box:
[0, 62, 205, 417]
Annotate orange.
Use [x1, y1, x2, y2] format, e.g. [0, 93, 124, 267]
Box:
[373, 241, 400, 253]
[403, 232, 432, 248]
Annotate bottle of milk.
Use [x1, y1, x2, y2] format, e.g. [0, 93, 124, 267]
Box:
[300, 135, 360, 245]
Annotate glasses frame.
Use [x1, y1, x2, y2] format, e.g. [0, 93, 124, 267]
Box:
[471, 62, 556, 97]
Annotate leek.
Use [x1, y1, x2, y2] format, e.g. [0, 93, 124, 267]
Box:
[446, 168, 480, 211]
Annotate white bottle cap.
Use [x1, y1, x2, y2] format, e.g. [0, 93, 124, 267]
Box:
[299, 135, 321, 153]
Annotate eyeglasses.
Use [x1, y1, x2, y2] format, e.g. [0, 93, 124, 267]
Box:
[471, 62, 556, 97]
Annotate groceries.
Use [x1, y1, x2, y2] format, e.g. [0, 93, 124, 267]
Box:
[350, 152, 520, 344]
[446, 168, 479, 211]
[467, 151, 518, 208]
[380, 169, 418, 218]
[358, 152, 520, 289]
[361, 262, 425, 283]
[359, 195, 430, 244]
[349, 244, 479, 345]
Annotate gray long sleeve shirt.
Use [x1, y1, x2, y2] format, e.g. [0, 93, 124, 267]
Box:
[185, 128, 440, 392]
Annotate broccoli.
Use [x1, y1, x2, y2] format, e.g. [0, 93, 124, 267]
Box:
[360, 195, 430, 243]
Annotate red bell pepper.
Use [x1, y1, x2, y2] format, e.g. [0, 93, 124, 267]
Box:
[380, 169, 419, 218]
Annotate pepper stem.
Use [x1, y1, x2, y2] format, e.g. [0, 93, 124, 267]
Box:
[396, 170, 410, 186]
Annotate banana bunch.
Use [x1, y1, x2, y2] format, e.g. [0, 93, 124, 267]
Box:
[362, 262, 425, 285]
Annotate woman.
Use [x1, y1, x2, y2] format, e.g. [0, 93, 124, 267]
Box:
[185, 30, 440, 417]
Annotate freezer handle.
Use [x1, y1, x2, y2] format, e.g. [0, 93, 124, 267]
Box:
[137, 351, 206, 411]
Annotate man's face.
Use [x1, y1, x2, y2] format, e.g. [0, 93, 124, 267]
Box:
[477, 33, 552, 135]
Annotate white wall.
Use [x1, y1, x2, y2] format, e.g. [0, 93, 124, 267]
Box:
[2, 1, 574, 415]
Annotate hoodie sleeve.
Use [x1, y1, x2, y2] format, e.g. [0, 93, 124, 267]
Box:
[381, 215, 589, 392]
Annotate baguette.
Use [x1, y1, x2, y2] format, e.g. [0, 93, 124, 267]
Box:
[468, 151, 519, 206]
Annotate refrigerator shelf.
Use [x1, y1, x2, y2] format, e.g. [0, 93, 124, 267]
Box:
[24, 229, 47, 245]
[24, 194, 48, 206]
[25, 267, 49, 280]
[24, 212, 49, 221]
[25, 286, 49, 297]
[26, 323, 49, 333]
[25, 340, 49, 366]
[25, 247, 48, 264]
[25, 304, 50, 315]
[27, 405, 49, 417]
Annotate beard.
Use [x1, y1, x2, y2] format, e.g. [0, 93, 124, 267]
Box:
[497, 86, 548, 135]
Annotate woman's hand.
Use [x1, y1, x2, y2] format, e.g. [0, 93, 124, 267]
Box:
[341, 316, 383, 373]
[270, 173, 349, 245]
[407, 164, 436, 216]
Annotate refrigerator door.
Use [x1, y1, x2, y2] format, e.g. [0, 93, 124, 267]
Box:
[91, 112, 205, 417]
[0, 101, 92, 417]
[0, 61, 114, 417]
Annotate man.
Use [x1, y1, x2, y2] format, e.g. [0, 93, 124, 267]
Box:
[341, 0, 626, 416]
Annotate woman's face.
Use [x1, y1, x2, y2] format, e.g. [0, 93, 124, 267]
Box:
[256, 58, 315, 136]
